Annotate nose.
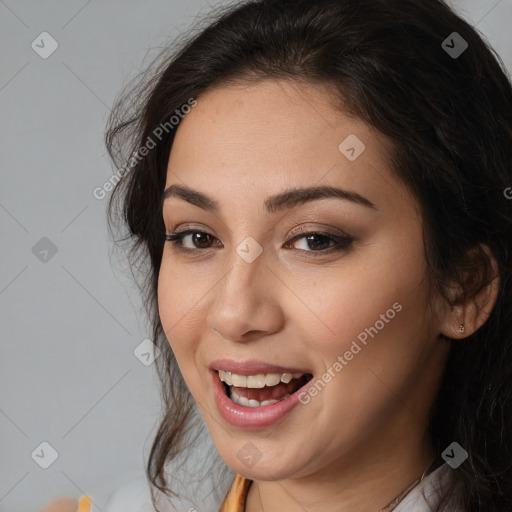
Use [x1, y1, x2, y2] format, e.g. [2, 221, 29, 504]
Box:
[206, 247, 284, 343]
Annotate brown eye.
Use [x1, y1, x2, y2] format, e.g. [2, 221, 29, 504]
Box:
[165, 229, 220, 250]
[285, 231, 354, 253]
[301, 234, 334, 250]
[191, 232, 214, 248]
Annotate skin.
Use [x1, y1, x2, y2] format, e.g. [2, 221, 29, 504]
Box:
[157, 78, 498, 512]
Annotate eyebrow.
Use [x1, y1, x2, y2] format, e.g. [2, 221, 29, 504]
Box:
[161, 183, 377, 213]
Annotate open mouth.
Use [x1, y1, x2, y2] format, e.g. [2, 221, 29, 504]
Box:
[218, 370, 314, 407]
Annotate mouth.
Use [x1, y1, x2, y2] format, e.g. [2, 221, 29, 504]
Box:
[209, 360, 316, 429]
[218, 370, 314, 407]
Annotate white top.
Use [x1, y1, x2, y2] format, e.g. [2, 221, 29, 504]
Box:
[104, 462, 462, 512]
[394, 462, 462, 512]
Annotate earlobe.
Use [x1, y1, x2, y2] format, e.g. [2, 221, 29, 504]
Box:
[440, 244, 500, 340]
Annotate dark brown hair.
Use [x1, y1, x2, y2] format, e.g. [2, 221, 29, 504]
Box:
[105, 0, 512, 510]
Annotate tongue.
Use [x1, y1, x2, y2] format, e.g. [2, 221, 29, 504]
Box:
[229, 376, 307, 402]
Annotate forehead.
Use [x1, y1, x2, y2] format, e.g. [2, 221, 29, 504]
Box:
[165, 79, 415, 217]
[169, 79, 370, 171]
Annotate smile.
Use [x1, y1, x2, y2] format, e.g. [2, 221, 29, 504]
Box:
[209, 360, 315, 429]
[218, 370, 312, 407]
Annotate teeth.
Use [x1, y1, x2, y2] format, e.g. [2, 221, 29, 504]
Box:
[218, 370, 304, 388]
[230, 387, 292, 407]
[261, 399, 280, 406]
[247, 374, 266, 388]
[231, 373, 247, 387]
[265, 373, 281, 386]
[221, 371, 233, 386]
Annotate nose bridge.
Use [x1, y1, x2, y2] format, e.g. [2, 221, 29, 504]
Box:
[218, 244, 268, 312]
[207, 240, 282, 340]
[219, 230, 269, 297]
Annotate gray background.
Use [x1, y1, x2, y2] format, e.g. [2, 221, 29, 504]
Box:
[1, 0, 511, 511]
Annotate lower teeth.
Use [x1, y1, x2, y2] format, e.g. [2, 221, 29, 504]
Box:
[229, 388, 291, 407]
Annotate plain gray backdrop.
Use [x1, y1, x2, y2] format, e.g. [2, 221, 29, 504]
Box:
[1, 0, 511, 511]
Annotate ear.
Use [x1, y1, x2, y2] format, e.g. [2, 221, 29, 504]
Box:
[439, 243, 500, 340]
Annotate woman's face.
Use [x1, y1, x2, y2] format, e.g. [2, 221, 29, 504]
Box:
[158, 79, 450, 481]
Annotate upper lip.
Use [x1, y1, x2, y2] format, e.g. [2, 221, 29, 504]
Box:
[209, 358, 312, 375]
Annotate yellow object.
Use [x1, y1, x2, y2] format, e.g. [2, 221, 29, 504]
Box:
[219, 474, 252, 512]
[77, 496, 92, 512]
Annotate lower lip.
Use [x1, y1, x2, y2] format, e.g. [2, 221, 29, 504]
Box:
[210, 370, 314, 430]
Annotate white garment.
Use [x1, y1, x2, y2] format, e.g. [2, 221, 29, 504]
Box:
[105, 463, 462, 512]
[394, 462, 462, 512]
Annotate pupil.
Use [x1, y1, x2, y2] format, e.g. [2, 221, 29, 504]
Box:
[194, 233, 211, 248]
[307, 234, 329, 250]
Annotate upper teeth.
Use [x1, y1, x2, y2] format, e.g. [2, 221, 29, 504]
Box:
[218, 370, 304, 388]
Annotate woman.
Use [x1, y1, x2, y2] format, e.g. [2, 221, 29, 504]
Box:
[49, 0, 512, 510]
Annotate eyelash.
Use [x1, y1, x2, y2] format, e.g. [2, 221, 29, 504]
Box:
[164, 228, 354, 256]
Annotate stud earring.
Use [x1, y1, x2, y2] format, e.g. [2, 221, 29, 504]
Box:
[459, 323, 465, 333]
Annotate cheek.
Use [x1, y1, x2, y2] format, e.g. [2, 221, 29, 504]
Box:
[157, 258, 204, 382]
[157, 254, 205, 337]
[297, 235, 430, 371]
[289, 270, 432, 458]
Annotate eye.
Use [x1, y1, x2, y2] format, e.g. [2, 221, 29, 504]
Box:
[164, 228, 354, 255]
[165, 229, 219, 250]
[284, 231, 354, 254]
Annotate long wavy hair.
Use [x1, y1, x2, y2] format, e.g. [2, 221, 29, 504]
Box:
[105, 0, 512, 510]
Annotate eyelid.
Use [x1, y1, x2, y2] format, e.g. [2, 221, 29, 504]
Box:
[166, 221, 352, 240]
[286, 223, 352, 240]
